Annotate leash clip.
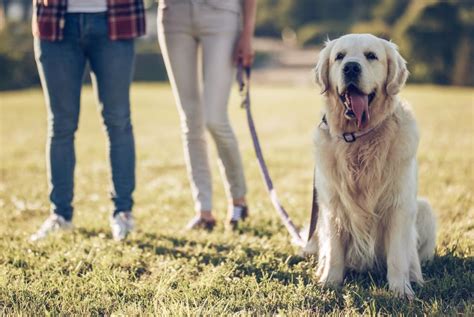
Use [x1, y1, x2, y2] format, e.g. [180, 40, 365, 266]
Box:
[343, 132, 356, 143]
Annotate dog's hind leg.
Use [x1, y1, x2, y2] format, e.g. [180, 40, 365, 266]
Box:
[416, 198, 437, 263]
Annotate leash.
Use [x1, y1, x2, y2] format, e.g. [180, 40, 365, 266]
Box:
[236, 63, 319, 247]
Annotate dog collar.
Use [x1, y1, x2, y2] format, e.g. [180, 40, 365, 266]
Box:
[319, 114, 377, 143]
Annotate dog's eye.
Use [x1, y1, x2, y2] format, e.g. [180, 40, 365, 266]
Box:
[365, 52, 378, 60]
[335, 52, 345, 61]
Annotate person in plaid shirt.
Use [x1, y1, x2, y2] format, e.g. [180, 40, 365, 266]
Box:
[30, 0, 146, 242]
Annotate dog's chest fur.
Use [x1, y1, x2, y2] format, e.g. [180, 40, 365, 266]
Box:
[316, 116, 400, 270]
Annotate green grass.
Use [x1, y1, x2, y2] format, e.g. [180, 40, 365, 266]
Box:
[0, 83, 473, 315]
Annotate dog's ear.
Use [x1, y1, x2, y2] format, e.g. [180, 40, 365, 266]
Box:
[383, 40, 409, 96]
[314, 39, 335, 94]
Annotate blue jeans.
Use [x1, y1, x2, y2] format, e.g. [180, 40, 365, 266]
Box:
[34, 13, 136, 220]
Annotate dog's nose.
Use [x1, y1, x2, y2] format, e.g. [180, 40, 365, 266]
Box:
[343, 62, 361, 79]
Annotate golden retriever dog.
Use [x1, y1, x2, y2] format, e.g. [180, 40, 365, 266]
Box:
[303, 34, 436, 298]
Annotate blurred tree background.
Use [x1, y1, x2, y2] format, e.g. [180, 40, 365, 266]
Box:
[0, 0, 472, 90]
[255, 0, 473, 86]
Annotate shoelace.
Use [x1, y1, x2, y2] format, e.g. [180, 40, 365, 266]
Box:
[115, 213, 133, 229]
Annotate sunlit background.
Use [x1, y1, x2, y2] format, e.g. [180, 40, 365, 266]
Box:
[1, 0, 473, 90]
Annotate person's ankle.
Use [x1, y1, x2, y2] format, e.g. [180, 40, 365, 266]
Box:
[233, 197, 247, 207]
[198, 211, 214, 221]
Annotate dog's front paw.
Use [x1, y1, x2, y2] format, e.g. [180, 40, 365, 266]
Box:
[389, 279, 415, 300]
[301, 241, 318, 256]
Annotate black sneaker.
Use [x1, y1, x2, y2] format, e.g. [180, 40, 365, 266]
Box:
[185, 216, 216, 231]
[227, 205, 248, 230]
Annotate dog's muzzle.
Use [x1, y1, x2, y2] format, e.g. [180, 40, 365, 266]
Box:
[339, 84, 376, 130]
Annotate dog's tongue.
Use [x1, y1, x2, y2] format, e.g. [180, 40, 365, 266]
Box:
[349, 91, 369, 129]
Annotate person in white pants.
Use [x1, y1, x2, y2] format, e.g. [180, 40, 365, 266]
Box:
[157, 0, 257, 230]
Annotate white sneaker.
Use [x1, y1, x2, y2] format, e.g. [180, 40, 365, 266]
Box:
[110, 211, 134, 241]
[30, 214, 73, 242]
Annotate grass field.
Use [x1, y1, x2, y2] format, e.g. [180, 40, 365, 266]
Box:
[0, 83, 473, 315]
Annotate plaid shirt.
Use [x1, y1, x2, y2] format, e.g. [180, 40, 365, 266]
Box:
[32, 0, 146, 41]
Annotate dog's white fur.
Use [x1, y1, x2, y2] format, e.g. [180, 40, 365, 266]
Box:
[304, 34, 436, 298]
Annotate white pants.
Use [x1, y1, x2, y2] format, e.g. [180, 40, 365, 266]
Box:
[158, 0, 247, 212]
